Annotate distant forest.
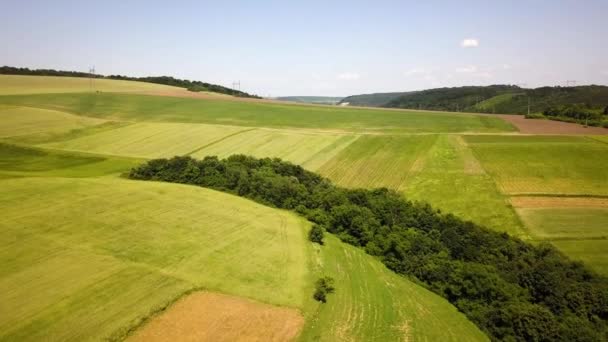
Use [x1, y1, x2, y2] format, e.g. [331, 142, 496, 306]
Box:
[341, 85, 608, 122]
[0, 66, 260, 98]
[130, 155, 608, 342]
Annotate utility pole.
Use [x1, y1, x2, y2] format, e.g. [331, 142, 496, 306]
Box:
[89, 66, 96, 92]
[527, 96, 531, 116]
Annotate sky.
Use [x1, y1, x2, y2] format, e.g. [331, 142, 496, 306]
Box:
[1, 0, 607, 96]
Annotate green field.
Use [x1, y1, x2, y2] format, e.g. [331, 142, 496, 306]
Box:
[0, 92, 515, 133]
[404, 135, 526, 236]
[300, 235, 487, 341]
[465, 135, 608, 195]
[0, 176, 311, 340]
[318, 135, 436, 188]
[552, 240, 608, 276]
[0, 75, 179, 95]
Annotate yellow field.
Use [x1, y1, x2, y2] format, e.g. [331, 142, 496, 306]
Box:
[0, 75, 180, 95]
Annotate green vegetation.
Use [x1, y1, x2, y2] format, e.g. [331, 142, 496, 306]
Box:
[192, 129, 358, 170]
[543, 104, 608, 127]
[313, 277, 335, 303]
[518, 207, 608, 275]
[308, 224, 325, 245]
[130, 155, 608, 341]
[404, 135, 526, 236]
[301, 235, 487, 341]
[1, 66, 258, 98]
[318, 135, 436, 188]
[465, 135, 608, 195]
[343, 85, 608, 117]
[0, 176, 311, 340]
[0, 92, 515, 133]
[0, 143, 139, 178]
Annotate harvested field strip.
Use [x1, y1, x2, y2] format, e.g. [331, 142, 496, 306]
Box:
[192, 129, 359, 170]
[511, 196, 608, 208]
[404, 135, 525, 236]
[0, 177, 310, 340]
[128, 292, 304, 342]
[299, 235, 488, 341]
[43, 122, 247, 158]
[318, 135, 436, 189]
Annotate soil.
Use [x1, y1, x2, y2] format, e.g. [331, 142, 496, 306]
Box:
[496, 115, 608, 135]
[128, 292, 304, 342]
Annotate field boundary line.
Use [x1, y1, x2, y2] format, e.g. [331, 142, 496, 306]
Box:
[509, 193, 608, 199]
[185, 128, 257, 156]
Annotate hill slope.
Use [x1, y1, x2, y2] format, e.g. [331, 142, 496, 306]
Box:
[275, 96, 344, 105]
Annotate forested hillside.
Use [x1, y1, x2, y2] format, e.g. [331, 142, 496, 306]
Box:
[340, 85, 608, 116]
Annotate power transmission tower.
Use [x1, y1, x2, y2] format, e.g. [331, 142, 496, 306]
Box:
[232, 81, 241, 92]
[89, 66, 96, 92]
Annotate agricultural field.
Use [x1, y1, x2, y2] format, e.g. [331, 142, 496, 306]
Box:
[299, 235, 488, 342]
[0, 176, 311, 340]
[1, 75, 607, 341]
[0, 74, 180, 95]
[465, 135, 608, 195]
[0, 92, 515, 133]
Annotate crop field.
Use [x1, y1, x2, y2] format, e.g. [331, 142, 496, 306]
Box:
[0, 91, 516, 133]
[465, 135, 608, 195]
[0, 75, 180, 95]
[0, 106, 105, 139]
[0, 176, 311, 340]
[299, 235, 487, 342]
[404, 135, 525, 236]
[318, 135, 436, 189]
[43, 122, 249, 158]
[192, 129, 359, 170]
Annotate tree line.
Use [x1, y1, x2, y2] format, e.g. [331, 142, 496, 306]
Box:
[128, 155, 608, 341]
[0, 66, 260, 98]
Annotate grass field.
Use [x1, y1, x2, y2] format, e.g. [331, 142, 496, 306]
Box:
[465, 135, 608, 195]
[0, 92, 516, 133]
[0, 75, 180, 95]
[299, 235, 488, 341]
[43, 122, 249, 158]
[0, 143, 139, 178]
[0, 177, 311, 340]
[0, 106, 105, 139]
[192, 129, 359, 170]
[552, 240, 608, 276]
[404, 135, 526, 236]
[318, 135, 436, 188]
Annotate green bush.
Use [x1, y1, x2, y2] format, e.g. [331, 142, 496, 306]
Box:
[309, 224, 325, 245]
[313, 276, 335, 303]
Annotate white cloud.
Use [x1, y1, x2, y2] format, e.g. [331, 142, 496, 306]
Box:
[404, 67, 427, 76]
[455, 65, 478, 73]
[601, 70, 608, 76]
[502, 64, 511, 70]
[337, 72, 360, 80]
[461, 38, 479, 48]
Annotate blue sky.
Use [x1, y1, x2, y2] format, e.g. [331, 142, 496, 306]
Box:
[1, 0, 607, 96]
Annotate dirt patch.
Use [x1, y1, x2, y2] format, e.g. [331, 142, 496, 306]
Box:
[128, 292, 304, 342]
[511, 196, 608, 208]
[496, 115, 608, 135]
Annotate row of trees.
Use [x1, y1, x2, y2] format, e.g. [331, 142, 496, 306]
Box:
[129, 155, 608, 341]
[0, 66, 260, 98]
[543, 104, 607, 126]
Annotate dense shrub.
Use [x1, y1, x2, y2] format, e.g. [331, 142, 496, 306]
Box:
[309, 224, 325, 245]
[313, 277, 335, 303]
[129, 155, 608, 341]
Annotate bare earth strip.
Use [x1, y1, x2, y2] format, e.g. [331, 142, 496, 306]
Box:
[496, 114, 608, 135]
[511, 196, 608, 208]
[128, 292, 304, 342]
